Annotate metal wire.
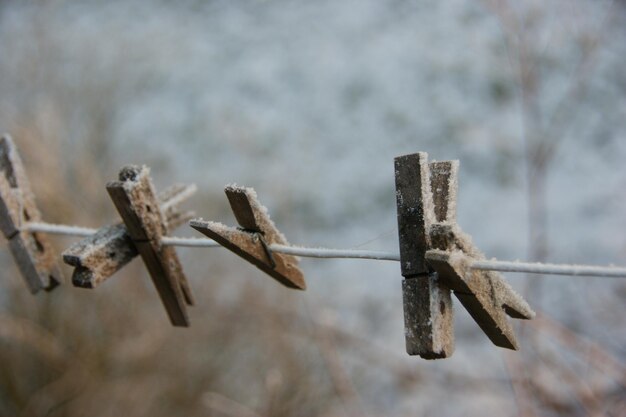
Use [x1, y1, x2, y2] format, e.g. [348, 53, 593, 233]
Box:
[23, 222, 626, 278]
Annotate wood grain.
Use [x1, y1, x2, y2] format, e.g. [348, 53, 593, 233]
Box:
[107, 166, 192, 327]
[426, 249, 534, 350]
[394, 153, 454, 359]
[64, 184, 196, 289]
[429, 160, 459, 223]
[0, 134, 61, 293]
[190, 185, 306, 290]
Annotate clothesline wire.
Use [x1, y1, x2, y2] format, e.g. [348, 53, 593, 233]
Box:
[22, 221, 626, 279]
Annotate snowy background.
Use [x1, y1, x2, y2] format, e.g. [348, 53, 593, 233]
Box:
[0, 1, 624, 416]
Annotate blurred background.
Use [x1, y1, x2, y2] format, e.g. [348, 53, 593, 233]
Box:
[0, 0, 625, 416]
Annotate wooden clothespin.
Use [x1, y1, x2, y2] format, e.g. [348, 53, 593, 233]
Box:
[395, 153, 455, 359]
[0, 134, 62, 293]
[104, 165, 194, 327]
[426, 225, 535, 349]
[63, 183, 196, 288]
[190, 185, 306, 290]
[395, 151, 534, 357]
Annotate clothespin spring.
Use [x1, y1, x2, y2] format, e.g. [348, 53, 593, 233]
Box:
[255, 232, 277, 269]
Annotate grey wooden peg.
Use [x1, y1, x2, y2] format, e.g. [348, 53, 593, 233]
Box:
[426, 223, 535, 350]
[63, 183, 196, 289]
[429, 161, 459, 224]
[394, 153, 455, 359]
[106, 165, 193, 327]
[0, 134, 62, 293]
[190, 185, 306, 290]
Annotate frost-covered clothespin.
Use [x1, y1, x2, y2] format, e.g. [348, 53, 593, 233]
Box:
[63, 183, 195, 288]
[426, 225, 535, 350]
[396, 151, 534, 356]
[190, 185, 306, 290]
[0, 134, 62, 293]
[105, 166, 194, 327]
[395, 153, 455, 359]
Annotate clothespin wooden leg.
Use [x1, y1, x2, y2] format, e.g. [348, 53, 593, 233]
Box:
[63, 184, 196, 289]
[425, 250, 534, 349]
[395, 153, 454, 359]
[107, 166, 192, 327]
[190, 185, 306, 290]
[429, 161, 459, 224]
[426, 155, 535, 351]
[428, 224, 536, 327]
[0, 134, 62, 293]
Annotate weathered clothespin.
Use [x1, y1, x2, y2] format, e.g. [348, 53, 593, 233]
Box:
[395, 153, 455, 359]
[0, 134, 62, 293]
[104, 165, 194, 327]
[426, 225, 535, 349]
[395, 151, 534, 358]
[190, 185, 306, 290]
[63, 183, 196, 288]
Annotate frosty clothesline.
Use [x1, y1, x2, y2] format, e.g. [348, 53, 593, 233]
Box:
[23, 221, 626, 278]
[0, 133, 620, 358]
